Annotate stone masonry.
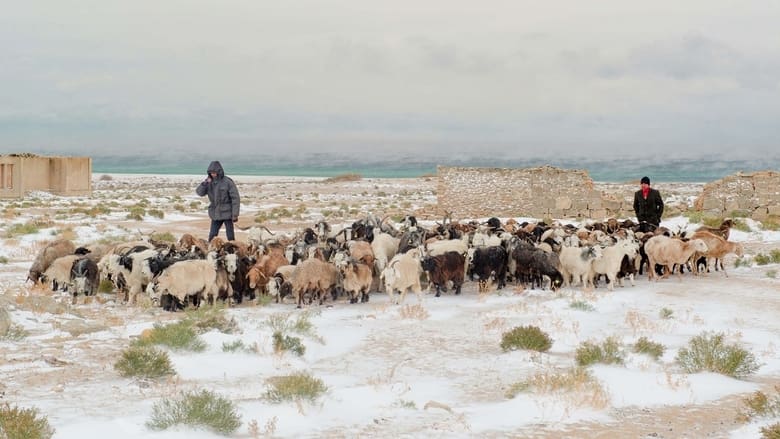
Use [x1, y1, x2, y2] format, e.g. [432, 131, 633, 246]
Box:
[437, 165, 631, 220]
[693, 170, 780, 221]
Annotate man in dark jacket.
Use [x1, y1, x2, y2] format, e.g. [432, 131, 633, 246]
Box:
[196, 161, 240, 241]
[633, 176, 664, 227]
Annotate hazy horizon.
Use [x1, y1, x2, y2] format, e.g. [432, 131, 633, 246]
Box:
[2, 2, 780, 159]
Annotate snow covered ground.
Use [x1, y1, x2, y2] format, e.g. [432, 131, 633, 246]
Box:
[1, 175, 779, 438]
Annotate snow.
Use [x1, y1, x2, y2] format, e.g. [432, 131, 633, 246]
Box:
[1, 176, 780, 437]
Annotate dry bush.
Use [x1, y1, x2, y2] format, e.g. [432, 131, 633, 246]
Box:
[633, 336, 666, 360]
[322, 173, 362, 184]
[761, 423, 780, 439]
[132, 321, 207, 352]
[676, 331, 760, 378]
[146, 389, 241, 435]
[624, 309, 659, 336]
[263, 372, 327, 404]
[506, 367, 609, 409]
[500, 325, 553, 353]
[114, 345, 175, 379]
[575, 336, 625, 367]
[398, 303, 429, 320]
[737, 387, 780, 423]
[0, 402, 55, 439]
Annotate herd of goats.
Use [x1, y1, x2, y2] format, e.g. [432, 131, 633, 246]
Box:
[25, 213, 743, 310]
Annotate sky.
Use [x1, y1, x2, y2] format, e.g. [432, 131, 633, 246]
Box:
[2, 1, 780, 159]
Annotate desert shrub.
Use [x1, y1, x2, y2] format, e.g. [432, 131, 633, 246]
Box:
[398, 303, 429, 320]
[322, 173, 361, 183]
[633, 337, 665, 360]
[98, 279, 114, 293]
[272, 331, 306, 356]
[702, 216, 725, 227]
[754, 250, 780, 266]
[505, 367, 609, 408]
[0, 256, 8, 264]
[738, 388, 780, 422]
[126, 206, 145, 221]
[575, 336, 624, 366]
[734, 257, 750, 268]
[683, 210, 705, 224]
[762, 219, 780, 231]
[4, 222, 39, 238]
[150, 231, 176, 242]
[147, 209, 165, 219]
[114, 345, 175, 378]
[0, 402, 55, 439]
[183, 307, 238, 334]
[265, 310, 323, 343]
[767, 269, 777, 279]
[676, 332, 760, 378]
[99, 174, 113, 181]
[761, 423, 780, 439]
[569, 300, 594, 311]
[263, 372, 327, 403]
[132, 321, 207, 352]
[221, 340, 246, 353]
[500, 325, 553, 353]
[732, 218, 751, 232]
[659, 307, 674, 319]
[146, 389, 241, 435]
[1, 324, 28, 341]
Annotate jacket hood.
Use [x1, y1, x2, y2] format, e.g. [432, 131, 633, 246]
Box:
[207, 161, 225, 179]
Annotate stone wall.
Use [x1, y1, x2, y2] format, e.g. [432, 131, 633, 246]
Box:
[693, 171, 780, 221]
[437, 166, 631, 220]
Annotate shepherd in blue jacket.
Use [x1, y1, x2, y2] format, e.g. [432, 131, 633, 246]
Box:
[196, 161, 240, 241]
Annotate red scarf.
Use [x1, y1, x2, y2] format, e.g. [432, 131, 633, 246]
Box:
[642, 187, 650, 198]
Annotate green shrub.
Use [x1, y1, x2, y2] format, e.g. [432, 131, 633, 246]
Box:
[150, 231, 176, 242]
[732, 218, 751, 232]
[659, 307, 674, 319]
[761, 423, 780, 439]
[569, 300, 594, 311]
[183, 307, 239, 334]
[263, 372, 327, 403]
[126, 207, 145, 221]
[0, 402, 55, 439]
[4, 222, 39, 238]
[734, 257, 750, 268]
[0, 256, 9, 264]
[146, 389, 241, 435]
[500, 325, 553, 353]
[221, 340, 246, 353]
[683, 210, 705, 224]
[702, 216, 725, 227]
[767, 269, 777, 279]
[147, 209, 165, 219]
[762, 219, 780, 231]
[575, 337, 624, 366]
[1, 324, 28, 341]
[272, 331, 306, 356]
[738, 389, 780, 422]
[755, 250, 780, 266]
[114, 345, 175, 378]
[132, 321, 207, 352]
[676, 332, 760, 378]
[633, 337, 665, 360]
[98, 279, 114, 293]
[265, 310, 323, 343]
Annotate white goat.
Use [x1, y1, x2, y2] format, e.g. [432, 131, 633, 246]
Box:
[590, 239, 639, 290]
[380, 248, 423, 305]
[559, 245, 603, 290]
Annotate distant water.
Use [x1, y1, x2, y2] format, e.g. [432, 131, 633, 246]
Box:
[92, 154, 779, 183]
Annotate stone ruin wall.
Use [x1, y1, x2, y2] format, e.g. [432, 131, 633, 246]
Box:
[693, 171, 780, 221]
[437, 166, 632, 220]
[437, 166, 780, 222]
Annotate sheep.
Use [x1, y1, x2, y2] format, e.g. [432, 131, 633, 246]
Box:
[147, 259, 218, 311]
[559, 245, 603, 290]
[688, 230, 744, 277]
[338, 258, 373, 303]
[589, 239, 639, 291]
[289, 258, 341, 308]
[380, 248, 423, 305]
[42, 255, 80, 292]
[247, 249, 289, 299]
[28, 239, 76, 283]
[347, 240, 375, 268]
[644, 235, 708, 281]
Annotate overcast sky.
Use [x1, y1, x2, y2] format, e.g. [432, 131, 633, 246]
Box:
[2, 1, 780, 159]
